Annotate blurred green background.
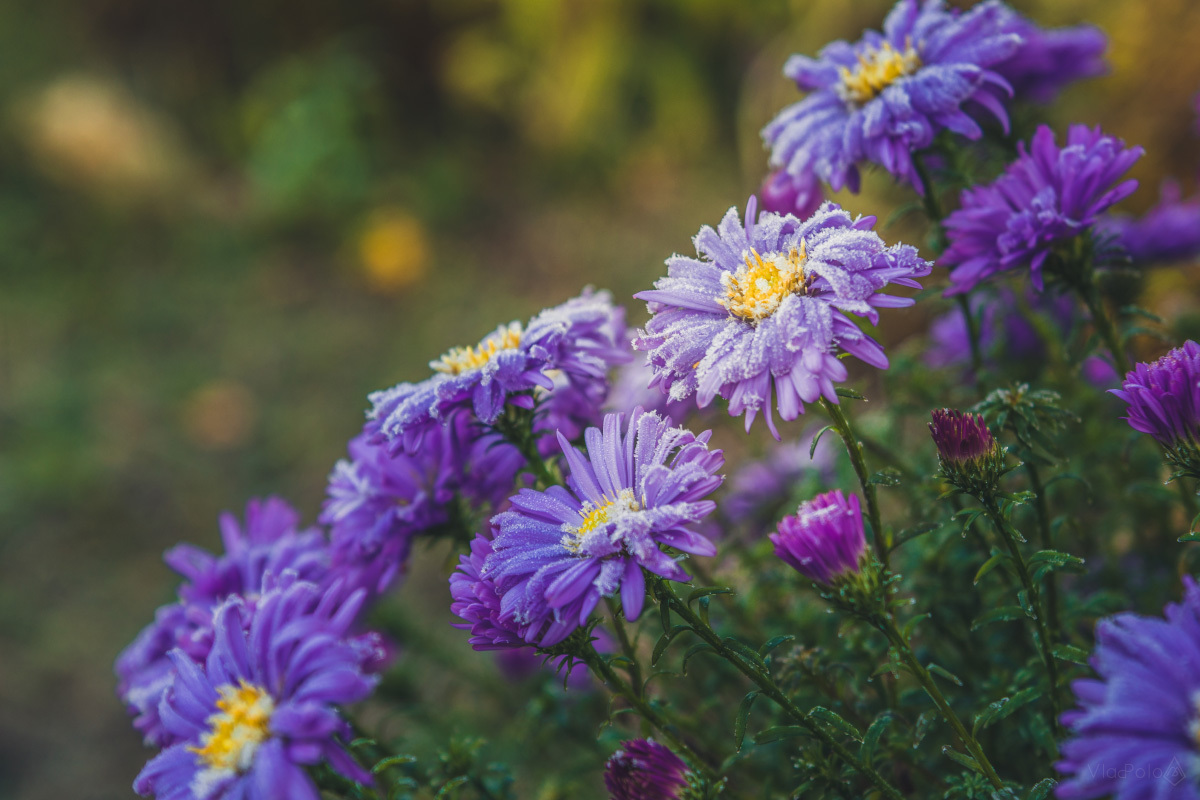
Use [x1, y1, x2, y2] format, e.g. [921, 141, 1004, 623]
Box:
[3, 0, 1199, 797]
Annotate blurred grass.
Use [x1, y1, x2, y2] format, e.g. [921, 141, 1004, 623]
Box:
[1, 0, 1198, 797]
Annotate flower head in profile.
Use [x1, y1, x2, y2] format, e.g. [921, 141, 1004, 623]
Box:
[604, 739, 694, 800]
[116, 498, 333, 746]
[758, 168, 823, 221]
[929, 408, 1005, 493]
[368, 289, 629, 451]
[762, 0, 1021, 195]
[993, 10, 1106, 104]
[1112, 342, 1200, 478]
[1098, 181, 1200, 267]
[634, 199, 929, 437]
[1057, 577, 1200, 800]
[770, 490, 868, 587]
[484, 409, 724, 646]
[943, 124, 1143, 295]
[134, 579, 378, 800]
[322, 414, 522, 597]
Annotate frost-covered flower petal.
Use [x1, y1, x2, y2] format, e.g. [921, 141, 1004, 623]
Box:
[481, 409, 724, 647]
[634, 199, 929, 436]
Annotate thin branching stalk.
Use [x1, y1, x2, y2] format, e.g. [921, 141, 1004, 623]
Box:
[820, 398, 888, 566]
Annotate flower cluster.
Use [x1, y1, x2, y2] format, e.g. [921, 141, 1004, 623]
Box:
[634, 199, 929, 436]
[942, 124, 1143, 294]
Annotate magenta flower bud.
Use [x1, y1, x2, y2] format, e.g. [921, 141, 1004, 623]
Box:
[929, 408, 1005, 493]
[758, 168, 823, 220]
[770, 490, 867, 586]
[604, 739, 692, 800]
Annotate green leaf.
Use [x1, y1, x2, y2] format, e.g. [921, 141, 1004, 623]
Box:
[903, 613, 930, 639]
[911, 710, 936, 748]
[859, 713, 893, 762]
[810, 425, 836, 459]
[993, 687, 1041, 724]
[754, 725, 807, 745]
[372, 755, 417, 774]
[869, 467, 902, 487]
[651, 625, 692, 667]
[687, 586, 735, 605]
[974, 552, 1009, 585]
[941, 746, 982, 774]
[971, 606, 1025, 631]
[436, 775, 470, 797]
[1026, 778, 1058, 800]
[1052, 644, 1090, 665]
[808, 706, 862, 741]
[835, 387, 866, 400]
[928, 663, 963, 687]
[1119, 304, 1165, 324]
[893, 522, 941, 549]
[1029, 550, 1085, 569]
[681, 642, 716, 674]
[759, 635, 795, 658]
[973, 698, 1009, 737]
[734, 691, 760, 751]
[723, 637, 771, 675]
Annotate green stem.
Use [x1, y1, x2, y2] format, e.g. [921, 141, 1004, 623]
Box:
[1024, 463, 1062, 644]
[820, 398, 888, 566]
[875, 616, 1005, 791]
[980, 497, 1063, 741]
[1078, 279, 1130, 375]
[578, 643, 718, 783]
[606, 597, 644, 698]
[956, 294, 985, 379]
[490, 408, 561, 489]
[654, 579, 905, 800]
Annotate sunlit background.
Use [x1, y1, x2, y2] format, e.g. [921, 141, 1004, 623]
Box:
[3, 0, 1200, 797]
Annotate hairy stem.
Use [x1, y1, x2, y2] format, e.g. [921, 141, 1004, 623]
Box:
[654, 579, 905, 800]
[980, 498, 1063, 742]
[821, 398, 888, 566]
[1025, 462, 1063, 644]
[1078, 279, 1130, 375]
[875, 616, 1005, 790]
[606, 597, 644, 698]
[578, 642, 718, 782]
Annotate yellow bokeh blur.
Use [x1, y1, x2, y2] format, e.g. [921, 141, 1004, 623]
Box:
[357, 208, 431, 292]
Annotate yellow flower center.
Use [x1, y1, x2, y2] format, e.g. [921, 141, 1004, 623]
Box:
[432, 322, 522, 375]
[837, 40, 921, 105]
[189, 681, 275, 773]
[561, 488, 640, 553]
[719, 242, 811, 323]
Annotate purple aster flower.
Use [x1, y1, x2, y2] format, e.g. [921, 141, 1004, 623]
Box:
[1098, 181, 1200, 267]
[1056, 576, 1200, 799]
[762, 0, 1021, 195]
[634, 199, 930, 437]
[604, 739, 693, 800]
[322, 414, 522, 597]
[759, 168, 823, 221]
[724, 434, 836, 526]
[134, 578, 377, 800]
[117, 498, 333, 746]
[484, 409, 724, 647]
[943, 124, 1144, 295]
[994, 10, 1106, 104]
[770, 490, 868, 586]
[1111, 342, 1200, 476]
[367, 289, 628, 452]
